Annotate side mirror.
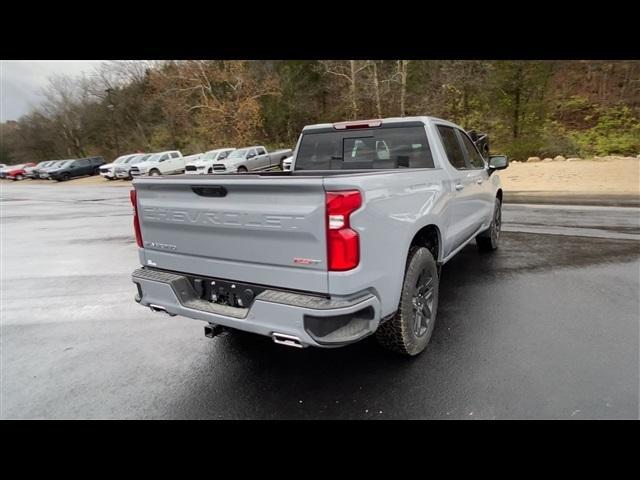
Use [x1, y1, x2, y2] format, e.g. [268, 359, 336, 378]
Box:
[488, 155, 508, 173]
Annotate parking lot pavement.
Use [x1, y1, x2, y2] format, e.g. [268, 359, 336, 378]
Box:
[1, 183, 638, 419]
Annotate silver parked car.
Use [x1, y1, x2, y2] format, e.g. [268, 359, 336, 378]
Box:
[114, 154, 153, 180]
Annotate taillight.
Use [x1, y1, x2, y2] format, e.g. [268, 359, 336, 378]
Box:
[130, 189, 143, 248]
[326, 190, 362, 271]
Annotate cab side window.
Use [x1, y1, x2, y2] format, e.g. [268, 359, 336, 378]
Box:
[458, 130, 486, 169]
[257, 147, 266, 155]
[170, 152, 180, 159]
[437, 125, 466, 170]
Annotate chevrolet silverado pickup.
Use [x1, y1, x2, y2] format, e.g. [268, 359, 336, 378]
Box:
[131, 117, 508, 356]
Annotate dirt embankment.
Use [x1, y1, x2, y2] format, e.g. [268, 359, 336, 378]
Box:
[501, 157, 639, 195]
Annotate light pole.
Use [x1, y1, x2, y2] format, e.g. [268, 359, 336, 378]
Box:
[105, 88, 120, 157]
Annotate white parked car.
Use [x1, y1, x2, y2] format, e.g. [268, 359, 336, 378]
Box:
[281, 156, 293, 171]
[114, 153, 152, 180]
[129, 150, 184, 177]
[185, 148, 236, 174]
[100, 154, 142, 180]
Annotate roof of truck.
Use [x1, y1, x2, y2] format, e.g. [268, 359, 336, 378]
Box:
[302, 116, 458, 132]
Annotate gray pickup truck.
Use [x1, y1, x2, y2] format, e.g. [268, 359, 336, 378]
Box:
[211, 145, 293, 173]
[130, 117, 508, 356]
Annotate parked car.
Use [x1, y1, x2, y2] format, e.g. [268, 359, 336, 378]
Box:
[185, 148, 236, 174]
[281, 156, 293, 171]
[0, 164, 15, 178]
[100, 154, 142, 180]
[38, 160, 67, 179]
[129, 151, 184, 177]
[114, 154, 152, 180]
[45, 157, 105, 181]
[130, 116, 509, 356]
[210, 146, 292, 173]
[26, 161, 57, 179]
[5, 163, 36, 180]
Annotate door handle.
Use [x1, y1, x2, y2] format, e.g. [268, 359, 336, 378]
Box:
[455, 184, 464, 191]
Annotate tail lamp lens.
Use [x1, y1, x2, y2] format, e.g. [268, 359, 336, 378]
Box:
[326, 190, 362, 271]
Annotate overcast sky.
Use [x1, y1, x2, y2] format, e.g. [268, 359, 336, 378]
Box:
[1, 60, 105, 122]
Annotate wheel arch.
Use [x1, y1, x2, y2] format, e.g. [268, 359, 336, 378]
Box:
[408, 224, 442, 264]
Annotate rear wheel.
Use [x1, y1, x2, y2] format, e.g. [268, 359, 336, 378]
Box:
[237, 166, 248, 173]
[14, 174, 23, 181]
[376, 247, 439, 356]
[476, 197, 502, 251]
[149, 169, 161, 176]
[58, 173, 70, 182]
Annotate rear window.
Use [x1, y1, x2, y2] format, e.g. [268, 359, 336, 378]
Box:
[295, 125, 434, 171]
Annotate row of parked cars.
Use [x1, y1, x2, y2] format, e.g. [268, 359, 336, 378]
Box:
[0, 145, 294, 183]
[0, 157, 106, 181]
[101, 145, 294, 180]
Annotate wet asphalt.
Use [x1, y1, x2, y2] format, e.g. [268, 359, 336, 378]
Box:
[1, 182, 638, 419]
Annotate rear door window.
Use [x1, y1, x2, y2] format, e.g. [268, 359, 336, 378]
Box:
[457, 130, 486, 169]
[296, 125, 434, 170]
[437, 125, 466, 170]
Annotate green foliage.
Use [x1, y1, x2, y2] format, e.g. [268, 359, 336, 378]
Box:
[570, 105, 640, 156]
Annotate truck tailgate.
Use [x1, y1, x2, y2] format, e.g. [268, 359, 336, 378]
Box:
[134, 176, 328, 293]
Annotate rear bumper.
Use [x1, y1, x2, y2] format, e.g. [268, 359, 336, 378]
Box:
[132, 267, 382, 348]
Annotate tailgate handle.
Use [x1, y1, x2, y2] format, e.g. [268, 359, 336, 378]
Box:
[191, 186, 227, 197]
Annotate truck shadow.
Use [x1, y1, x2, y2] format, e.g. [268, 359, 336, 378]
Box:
[165, 232, 640, 419]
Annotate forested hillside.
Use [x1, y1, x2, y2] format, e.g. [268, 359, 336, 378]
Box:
[2, 60, 639, 164]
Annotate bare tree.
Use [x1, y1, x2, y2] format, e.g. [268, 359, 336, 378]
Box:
[320, 60, 369, 118]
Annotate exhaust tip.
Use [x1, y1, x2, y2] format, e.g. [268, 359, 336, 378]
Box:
[149, 304, 176, 316]
[272, 332, 305, 348]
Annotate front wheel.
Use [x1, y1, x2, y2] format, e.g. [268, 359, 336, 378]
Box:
[476, 197, 502, 251]
[237, 166, 248, 173]
[376, 247, 439, 356]
[14, 174, 24, 181]
[149, 169, 161, 176]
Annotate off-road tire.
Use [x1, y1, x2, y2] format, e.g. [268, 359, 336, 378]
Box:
[376, 247, 439, 356]
[476, 197, 501, 251]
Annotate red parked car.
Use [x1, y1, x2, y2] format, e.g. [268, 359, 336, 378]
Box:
[5, 163, 36, 181]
